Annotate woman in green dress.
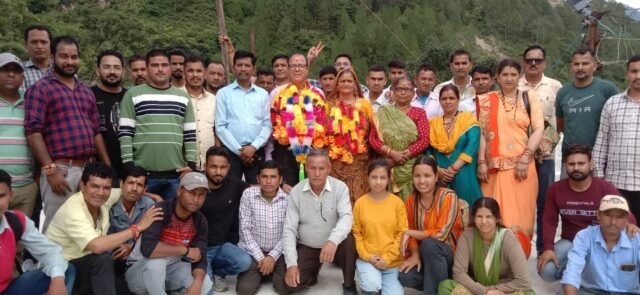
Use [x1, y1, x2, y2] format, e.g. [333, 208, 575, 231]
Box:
[427, 84, 482, 205]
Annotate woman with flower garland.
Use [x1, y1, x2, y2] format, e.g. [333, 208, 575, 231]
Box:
[476, 59, 543, 257]
[271, 53, 327, 189]
[370, 77, 429, 199]
[325, 68, 374, 205]
[427, 84, 482, 206]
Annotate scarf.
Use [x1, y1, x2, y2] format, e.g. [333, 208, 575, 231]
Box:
[472, 228, 506, 286]
[429, 112, 479, 155]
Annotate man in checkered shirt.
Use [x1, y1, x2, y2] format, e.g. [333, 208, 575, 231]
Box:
[593, 54, 640, 223]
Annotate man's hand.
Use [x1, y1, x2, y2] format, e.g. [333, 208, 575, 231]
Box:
[218, 34, 234, 52]
[536, 250, 559, 273]
[282, 183, 293, 194]
[285, 266, 300, 288]
[112, 243, 133, 260]
[186, 247, 202, 263]
[48, 276, 67, 295]
[306, 42, 325, 66]
[47, 172, 71, 196]
[184, 280, 203, 295]
[239, 145, 257, 166]
[176, 166, 193, 178]
[136, 206, 164, 231]
[319, 241, 337, 263]
[258, 256, 276, 276]
[146, 192, 163, 203]
[626, 223, 640, 238]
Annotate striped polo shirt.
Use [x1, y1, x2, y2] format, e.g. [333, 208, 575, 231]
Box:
[0, 92, 33, 187]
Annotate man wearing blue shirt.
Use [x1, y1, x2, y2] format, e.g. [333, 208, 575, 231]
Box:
[215, 50, 271, 184]
[562, 195, 640, 294]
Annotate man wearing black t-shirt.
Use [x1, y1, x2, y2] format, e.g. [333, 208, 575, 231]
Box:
[200, 147, 252, 292]
[92, 49, 126, 186]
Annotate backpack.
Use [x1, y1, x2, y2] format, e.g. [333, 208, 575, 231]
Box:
[4, 210, 26, 243]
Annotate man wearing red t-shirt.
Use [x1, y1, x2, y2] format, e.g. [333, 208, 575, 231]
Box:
[125, 172, 212, 294]
[537, 144, 639, 282]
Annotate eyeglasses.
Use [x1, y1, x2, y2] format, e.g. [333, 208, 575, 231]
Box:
[395, 87, 414, 93]
[289, 64, 307, 70]
[524, 58, 545, 65]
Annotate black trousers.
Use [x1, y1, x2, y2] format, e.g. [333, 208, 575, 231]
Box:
[69, 253, 116, 295]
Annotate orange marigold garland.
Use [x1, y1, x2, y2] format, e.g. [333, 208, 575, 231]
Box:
[326, 100, 368, 164]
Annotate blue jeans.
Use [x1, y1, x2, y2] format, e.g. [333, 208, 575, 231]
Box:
[356, 259, 403, 294]
[125, 256, 212, 295]
[2, 265, 76, 295]
[146, 177, 180, 201]
[206, 243, 252, 278]
[536, 159, 555, 253]
[539, 239, 573, 282]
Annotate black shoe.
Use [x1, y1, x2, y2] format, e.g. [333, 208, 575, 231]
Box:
[342, 285, 357, 295]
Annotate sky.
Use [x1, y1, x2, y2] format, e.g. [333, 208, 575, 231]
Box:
[615, 0, 639, 9]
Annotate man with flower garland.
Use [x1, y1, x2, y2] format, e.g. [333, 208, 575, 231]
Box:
[270, 53, 327, 191]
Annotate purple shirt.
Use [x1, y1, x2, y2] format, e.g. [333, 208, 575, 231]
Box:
[24, 72, 99, 160]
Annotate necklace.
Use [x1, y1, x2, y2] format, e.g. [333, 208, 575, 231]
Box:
[443, 111, 458, 134]
[500, 90, 518, 113]
[396, 103, 411, 113]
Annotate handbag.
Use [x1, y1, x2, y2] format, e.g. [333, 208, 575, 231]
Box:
[523, 91, 560, 160]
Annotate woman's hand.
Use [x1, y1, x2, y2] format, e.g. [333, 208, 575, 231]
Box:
[477, 163, 489, 183]
[399, 252, 421, 273]
[389, 150, 406, 165]
[515, 161, 529, 181]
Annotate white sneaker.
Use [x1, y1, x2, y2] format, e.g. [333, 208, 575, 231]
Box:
[213, 275, 229, 292]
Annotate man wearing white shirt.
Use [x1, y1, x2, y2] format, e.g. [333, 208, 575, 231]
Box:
[430, 49, 476, 117]
[411, 63, 438, 120]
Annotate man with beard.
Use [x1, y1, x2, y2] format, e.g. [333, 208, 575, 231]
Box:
[24, 36, 110, 231]
[431, 49, 476, 114]
[537, 144, 639, 282]
[128, 54, 147, 86]
[556, 48, 618, 178]
[125, 171, 213, 295]
[205, 61, 225, 95]
[20, 25, 52, 91]
[118, 49, 197, 201]
[593, 55, 640, 222]
[215, 50, 271, 185]
[92, 49, 126, 186]
[199, 147, 251, 292]
[182, 55, 217, 171]
[169, 48, 186, 88]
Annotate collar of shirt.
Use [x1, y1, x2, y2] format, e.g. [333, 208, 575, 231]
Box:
[251, 187, 287, 203]
[302, 177, 333, 194]
[0, 215, 10, 234]
[518, 75, 551, 90]
[44, 71, 82, 90]
[112, 197, 150, 220]
[594, 227, 632, 252]
[0, 90, 25, 106]
[231, 80, 258, 93]
[23, 59, 51, 70]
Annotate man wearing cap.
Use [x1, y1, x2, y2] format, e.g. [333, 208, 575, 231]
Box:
[0, 53, 38, 217]
[125, 172, 213, 295]
[561, 195, 640, 294]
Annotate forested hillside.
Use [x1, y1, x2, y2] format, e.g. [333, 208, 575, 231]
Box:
[2, 0, 639, 86]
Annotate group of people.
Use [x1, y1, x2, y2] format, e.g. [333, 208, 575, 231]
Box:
[0, 23, 640, 295]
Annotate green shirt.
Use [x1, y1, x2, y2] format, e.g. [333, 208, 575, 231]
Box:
[555, 78, 619, 154]
[0, 91, 33, 186]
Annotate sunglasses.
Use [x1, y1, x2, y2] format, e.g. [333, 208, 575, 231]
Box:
[524, 58, 545, 65]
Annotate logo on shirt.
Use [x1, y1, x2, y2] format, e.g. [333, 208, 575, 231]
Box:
[567, 95, 594, 114]
[567, 95, 594, 107]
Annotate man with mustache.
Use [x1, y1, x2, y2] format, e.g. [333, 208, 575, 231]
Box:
[518, 45, 563, 255]
[20, 25, 52, 92]
[181, 55, 217, 171]
[537, 144, 639, 282]
[199, 147, 251, 292]
[127, 55, 147, 86]
[118, 49, 197, 201]
[215, 50, 271, 185]
[24, 36, 110, 231]
[92, 49, 126, 186]
[430, 49, 477, 115]
[169, 48, 186, 88]
[555, 48, 619, 179]
[593, 55, 640, 224]
[205, 61, 226, 95]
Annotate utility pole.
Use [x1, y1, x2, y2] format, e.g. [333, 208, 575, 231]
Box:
[216, 0, 230, 84]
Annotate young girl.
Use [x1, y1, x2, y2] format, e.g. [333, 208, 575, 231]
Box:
[352, 159, 408, 295]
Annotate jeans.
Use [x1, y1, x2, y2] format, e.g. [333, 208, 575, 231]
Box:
[536, 159, 555, 253]
[206, 243, 252, 278]
[539, 239, 573, 282]
[146, 177, 180, 201]
[355, 259, 403, 295]
[399, 238, 454, 295]
[126, 256, 212, 295]
[2, 266, 75, 295]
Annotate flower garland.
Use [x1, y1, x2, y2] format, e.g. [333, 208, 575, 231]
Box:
[272, 84, 327, 164]
[326, 100, 369, 164]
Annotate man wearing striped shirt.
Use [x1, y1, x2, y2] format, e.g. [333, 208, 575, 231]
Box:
[118, 49, 197, 201]
[237, 160, 288, 294]
[593, 55, 640, 222]
[0, 53, 38, 217]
